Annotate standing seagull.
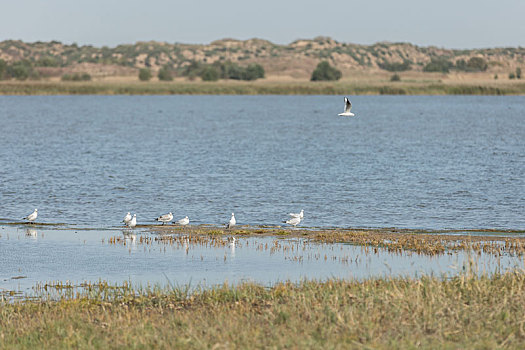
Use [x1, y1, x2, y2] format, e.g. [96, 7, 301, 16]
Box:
[122, 212, 132, 225]
[338, 97, 355, 117]
[284, 216, 301, 228]
[155, 212, 173, 225]
[126, 214, 137, 228]
[23, 209, 38, 223]
[175, 216, 190, 226]
[226, 213, 236, 229]
[289, 209, 304, 220]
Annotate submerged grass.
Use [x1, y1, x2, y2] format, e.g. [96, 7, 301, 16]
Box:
[2, 272, 525, 348]
[1, 80, 525, 95]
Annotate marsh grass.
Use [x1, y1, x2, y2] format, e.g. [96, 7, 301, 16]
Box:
[1, 80, 525, 95]
[2, 272, 525, 349]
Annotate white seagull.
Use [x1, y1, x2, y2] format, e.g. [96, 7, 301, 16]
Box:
[126, 214, 137, 228]
[175, 216, 190, 226]
[23, 209, 38, 222]
[289, 209, 304, 220]
[338, 97, 355, 117]
[284, 216, 301, 228]
[155, 212, 173, 225]
[226, 213, 236, 229]
[122, 212, 132, 225]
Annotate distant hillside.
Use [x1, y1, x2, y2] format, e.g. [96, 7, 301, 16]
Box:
[0, 37, 523, 79]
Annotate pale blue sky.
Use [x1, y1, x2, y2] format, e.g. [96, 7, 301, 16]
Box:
[1, 0, 524, 48]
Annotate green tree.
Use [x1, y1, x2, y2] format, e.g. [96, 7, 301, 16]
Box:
[200, 66, 219, 81]
[423, 59, 452, 73]
[466, 57, 488, 71]
[310, 61, 342, 81]
[157, 66, 173, 81]
[138, 68, 152, 81]
[516, 67, 522, 79]
[0, 59, 6, 80]
[243, 64, 265, 80]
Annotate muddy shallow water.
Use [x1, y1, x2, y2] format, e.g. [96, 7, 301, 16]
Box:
[1, 225, 522, 296]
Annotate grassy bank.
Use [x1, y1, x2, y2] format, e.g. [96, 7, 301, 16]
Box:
[1, 80, 525, 95]
[2, 272, 525, 349]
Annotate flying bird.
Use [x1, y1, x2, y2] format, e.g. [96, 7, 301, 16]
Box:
[338, 97, 355, 117]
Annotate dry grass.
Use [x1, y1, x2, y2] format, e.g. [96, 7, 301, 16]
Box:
[2, 272, 525, 349]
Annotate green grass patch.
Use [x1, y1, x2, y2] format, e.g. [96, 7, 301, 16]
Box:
[2, 272, 525, 348]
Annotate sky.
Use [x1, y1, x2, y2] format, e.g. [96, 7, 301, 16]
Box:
[1, 0, 524, 49]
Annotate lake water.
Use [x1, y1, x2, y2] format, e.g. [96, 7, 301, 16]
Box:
[0, 95, 524, 229]
[1, 226, 522, 295]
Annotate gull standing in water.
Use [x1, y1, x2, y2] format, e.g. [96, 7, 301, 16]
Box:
[284, 216, 301, 228]
[122, 212, 132, 225]
[126, 214, 137, 228]
[338, 97, 355, 117]
[155, 212, 173, 225]
[226, 213, 236, 229]
[175, 216, 190, 226]
[23, 209, 38, 223]
[289, 209, 304, 220]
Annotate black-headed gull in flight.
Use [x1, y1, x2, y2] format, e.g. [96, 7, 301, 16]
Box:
[338, 97, 355, 117]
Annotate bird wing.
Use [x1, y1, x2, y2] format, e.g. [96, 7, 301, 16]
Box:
[344, 97, 352, 113]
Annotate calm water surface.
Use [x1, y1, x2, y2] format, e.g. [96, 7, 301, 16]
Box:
[1, 226, 521, 294]
[0, 95, 524, 229]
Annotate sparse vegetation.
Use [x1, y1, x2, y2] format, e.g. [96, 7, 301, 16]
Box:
[378, 59, 411, 72]
[61, 72, 91, 81]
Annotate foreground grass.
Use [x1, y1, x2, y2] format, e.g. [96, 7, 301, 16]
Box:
[1, 80, 525, 95]
[2, 272, 525, 349]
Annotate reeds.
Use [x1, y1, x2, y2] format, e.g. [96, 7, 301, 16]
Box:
[1, 80, 525, 95]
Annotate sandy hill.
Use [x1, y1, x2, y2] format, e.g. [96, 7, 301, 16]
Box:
[0, 37, 523, 80]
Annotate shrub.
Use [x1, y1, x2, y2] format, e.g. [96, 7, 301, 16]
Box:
[0, 59, 7, 80]
[157, 67, 173, 81]
[390, 74, 401, 82]
[467, 57, 488, 71]
[242, 63, 265, 80]
[516, 67, 521, 79]
[509, 73, 516, 79]
[201, 66, 219, 81]
[310, 61, 342, 81]
[138, 68, 152, 81]
[378, 60, 411, 72]
[423, 59, 453, 73]
[61, 72, 91, 81]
